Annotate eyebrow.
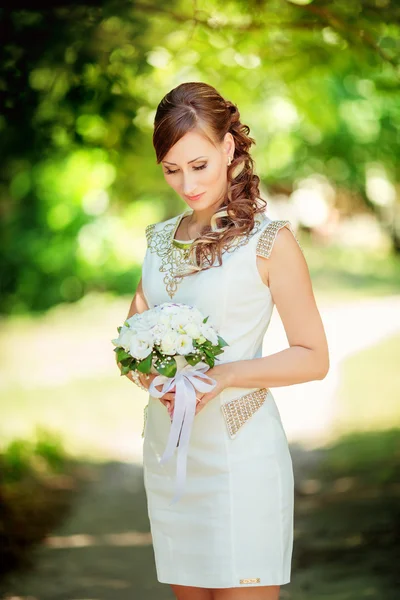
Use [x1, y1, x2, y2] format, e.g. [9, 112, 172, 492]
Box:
[162, 155, 208, 165]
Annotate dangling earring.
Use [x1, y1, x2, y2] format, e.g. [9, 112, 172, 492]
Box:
[227, 156, 232, 166]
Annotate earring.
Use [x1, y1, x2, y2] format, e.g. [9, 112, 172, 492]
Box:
[227, 156, 232, 166]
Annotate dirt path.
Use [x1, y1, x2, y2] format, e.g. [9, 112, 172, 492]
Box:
[1, 295, 399, 599]
[1, 448, 326, 600]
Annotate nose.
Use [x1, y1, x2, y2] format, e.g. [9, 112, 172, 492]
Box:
[182, 172, 199, 196]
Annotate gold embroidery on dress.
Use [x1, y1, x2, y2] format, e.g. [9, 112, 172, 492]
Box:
[221, 388, 269, 438]
[256, 220, 303, 259]
[240, 578, 261, 584]
[146, 211, 265, 299]
[141, 403, 148, 439]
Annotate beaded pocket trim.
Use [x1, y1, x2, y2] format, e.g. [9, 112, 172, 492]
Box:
[221, 388, 269, 439]
[142, 388, 269, 440]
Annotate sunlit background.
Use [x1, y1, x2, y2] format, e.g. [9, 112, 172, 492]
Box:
[1, 1, 399, 599]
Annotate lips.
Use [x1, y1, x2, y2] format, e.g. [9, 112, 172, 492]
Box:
[186, 192, 205, 201]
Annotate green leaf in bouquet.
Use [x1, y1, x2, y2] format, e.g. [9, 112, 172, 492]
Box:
[202, 316, 209, 323]
[116, 348, 131, 362]
[155, 356, 177, 378]
[120, 357, 133, 367]
[203, 348, 215, 367]
[120, 364, 131, 376]
[213, 347, 225, 356]
[217, 335, 229, 348]
[117, 326, 122, 333]
[185, 354, 203, 366]
[136, 352, 153, 374]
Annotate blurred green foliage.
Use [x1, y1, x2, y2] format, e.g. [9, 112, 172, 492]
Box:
[1, 1, 400, 314]
[1, 427, 67, 483]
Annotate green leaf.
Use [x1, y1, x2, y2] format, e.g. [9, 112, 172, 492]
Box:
[213, 347, 224, 356]
[136, 352, 153, 373]
[155, 356, 177, 378]
[120, 357, 133, 367]
[185, 354, 202, 366]
[218, 335, 229, 348]
[116, 347, 131, 361]
[120, 364, 131, 376]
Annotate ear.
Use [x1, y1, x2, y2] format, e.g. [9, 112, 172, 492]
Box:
[223, 132, 235, 159]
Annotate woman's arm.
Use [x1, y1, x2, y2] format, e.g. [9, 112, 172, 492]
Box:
[126, 277, 149, 319]
[226, 226, 330, 389]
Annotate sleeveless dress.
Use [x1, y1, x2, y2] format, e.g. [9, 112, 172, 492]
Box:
[140, 208, 303, 589]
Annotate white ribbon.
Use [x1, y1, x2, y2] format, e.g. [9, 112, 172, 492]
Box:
[148, 360, 216, 504]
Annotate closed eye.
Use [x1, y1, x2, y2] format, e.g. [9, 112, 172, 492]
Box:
[165, 164, 207, 175]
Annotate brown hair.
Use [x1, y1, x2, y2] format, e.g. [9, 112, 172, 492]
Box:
[153, 81, 267, 275]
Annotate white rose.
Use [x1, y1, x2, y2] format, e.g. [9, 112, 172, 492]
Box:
[193, 313, 206, 327]
[126, 315, 149, 333]
[151, 323, 168, 344]
[129, 331, 154, 360]
[112, 326, 135, 352]
[185, 322, 201, 339]
[176, 334, 194, 355]
[159, 303, 180, 316]
[158, 313, 173, 327]
[160, 331, 179, 355]
[171, 313, 191, 334]
[201, 324, 218, 346]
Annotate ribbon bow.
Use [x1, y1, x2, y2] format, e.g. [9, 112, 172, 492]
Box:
[148, 360, 216, 504]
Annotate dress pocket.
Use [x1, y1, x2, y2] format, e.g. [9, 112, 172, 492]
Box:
[220, 388, 269, 439]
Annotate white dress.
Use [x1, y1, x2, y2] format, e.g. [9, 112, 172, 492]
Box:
[141, 208, 302, 589]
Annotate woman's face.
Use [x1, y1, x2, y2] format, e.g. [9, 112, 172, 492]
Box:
[161, 129, 235, 211]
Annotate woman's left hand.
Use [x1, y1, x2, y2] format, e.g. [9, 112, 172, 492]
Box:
[194, 363, 234, 416]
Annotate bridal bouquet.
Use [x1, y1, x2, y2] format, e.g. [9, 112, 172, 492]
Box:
[111, 302, 228, 503]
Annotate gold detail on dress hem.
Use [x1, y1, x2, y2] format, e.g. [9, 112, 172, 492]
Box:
[256, 220, 303, 259]
[146, 211, 265, 299]
[221, 388, 269, 438]
[240, 578, 261, 584]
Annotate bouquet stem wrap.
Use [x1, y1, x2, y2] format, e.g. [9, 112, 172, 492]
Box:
[148, 358, 217, 504]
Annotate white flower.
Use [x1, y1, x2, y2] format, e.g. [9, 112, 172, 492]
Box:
[176, 334, 194, 355]
[158, 313, 173, 327]
[171, 313, 191, 333]
[160, 330, 179, 355]
[151, 323, 168, 344]
[112, 326, 135, 352]
[129, 331, 154, 360]
[185, 322, 201, 339]
[200, 324, 219, 346]
[125, 315, 148, 333]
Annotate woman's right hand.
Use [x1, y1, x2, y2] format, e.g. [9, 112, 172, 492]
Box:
[125, 370, 176, 417]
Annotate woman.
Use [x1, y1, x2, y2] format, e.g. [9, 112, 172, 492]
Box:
[121, 82, 329, 600]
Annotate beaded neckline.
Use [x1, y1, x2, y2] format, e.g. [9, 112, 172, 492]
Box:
[171, 209, 196, 248]
[146, 210, 267, 299]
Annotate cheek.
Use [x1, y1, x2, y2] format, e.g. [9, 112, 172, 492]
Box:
[204, 164, 225, 185]
[164, 175, 179, 190]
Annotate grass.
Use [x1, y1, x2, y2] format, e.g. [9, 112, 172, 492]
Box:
[302, 238, 400, 301]
[333, 333, 400, 435]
